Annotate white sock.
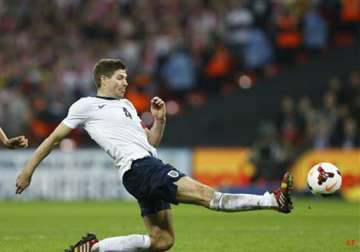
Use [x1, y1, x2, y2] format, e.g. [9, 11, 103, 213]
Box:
[97, 234, 151, 252]
[209, 191, 278, 211]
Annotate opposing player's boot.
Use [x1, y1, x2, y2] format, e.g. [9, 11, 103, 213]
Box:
[64, 233, 98, 252]
[273, 172, 294, 214]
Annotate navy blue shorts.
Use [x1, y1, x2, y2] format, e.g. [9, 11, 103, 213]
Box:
[123, 156, 185, 217]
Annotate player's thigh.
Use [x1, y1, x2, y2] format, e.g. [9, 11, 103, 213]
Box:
[174, 176, 215, 207]
[143, 209, 175, 251]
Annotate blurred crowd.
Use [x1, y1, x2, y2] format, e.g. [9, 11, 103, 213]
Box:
[250, 70, 360, 183]
[0, 0, 359, 145]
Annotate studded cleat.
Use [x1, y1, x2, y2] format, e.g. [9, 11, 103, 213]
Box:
[64, 233, 99, 252]
[273, 172, 294, 214]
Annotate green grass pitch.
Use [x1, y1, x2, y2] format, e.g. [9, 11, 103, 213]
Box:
[0, 199, 358, 252]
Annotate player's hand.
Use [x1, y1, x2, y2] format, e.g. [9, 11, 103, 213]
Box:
[15, 169, 32, 194]
[5, 135, 28, 149]
[150, 97, 166, 121]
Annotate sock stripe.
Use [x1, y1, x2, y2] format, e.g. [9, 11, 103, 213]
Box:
[218, 193, 224, 210]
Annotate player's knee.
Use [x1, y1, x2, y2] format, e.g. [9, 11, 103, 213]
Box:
[150, 232, 175, 251]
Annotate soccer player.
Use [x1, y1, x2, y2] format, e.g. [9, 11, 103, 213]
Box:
[0, 127, 28, 149]
[15, 59, 293, 252]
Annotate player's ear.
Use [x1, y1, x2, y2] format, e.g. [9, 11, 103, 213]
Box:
[100, 75, 107, 87]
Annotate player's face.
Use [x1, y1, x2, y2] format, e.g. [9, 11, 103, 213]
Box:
[103, 69, 128, 98]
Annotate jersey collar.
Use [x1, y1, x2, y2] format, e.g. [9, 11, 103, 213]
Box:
[95, 96, 119, 100]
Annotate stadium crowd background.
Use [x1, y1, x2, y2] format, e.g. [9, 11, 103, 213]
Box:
[250, 70, 359, 183]
[0, 0, 359, 176]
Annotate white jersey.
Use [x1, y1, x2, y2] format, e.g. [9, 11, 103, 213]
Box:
[62, 96, 157, 180]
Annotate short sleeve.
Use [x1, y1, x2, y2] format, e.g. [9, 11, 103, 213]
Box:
[62, 99, 89, 129]
[122, 99, 136, 112]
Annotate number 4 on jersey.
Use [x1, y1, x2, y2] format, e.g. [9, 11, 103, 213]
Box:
[123, 107, 132, 119]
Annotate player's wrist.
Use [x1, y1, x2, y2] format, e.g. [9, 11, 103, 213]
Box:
[23, 166, 35, 177]
[154, 117, 166, 123]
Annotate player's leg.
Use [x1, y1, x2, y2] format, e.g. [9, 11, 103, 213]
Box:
[174, 176, 215, 207]
[66, 207, 174, 252]
[143, 209, 175, 252]
[175, 172, 293, 213]
[90, 202, 174, 252]
[66, 232, 151, 252]
[90, 233, 151, 252]
[175, 176, 277, 211]
[83, 157, 177, 252]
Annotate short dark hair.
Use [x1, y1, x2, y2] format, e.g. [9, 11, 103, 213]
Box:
[93, 59, 126, 88]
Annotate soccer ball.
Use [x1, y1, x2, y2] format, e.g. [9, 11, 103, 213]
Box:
[307, 162, 342, 196]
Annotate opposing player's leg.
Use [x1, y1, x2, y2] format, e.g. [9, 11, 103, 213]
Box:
[175, 172, 293, 213]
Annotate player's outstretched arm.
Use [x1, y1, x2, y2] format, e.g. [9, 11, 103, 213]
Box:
[146, 97, 166, 146]
[15, 123, 72, 194]
[0, 127, 28, 149]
